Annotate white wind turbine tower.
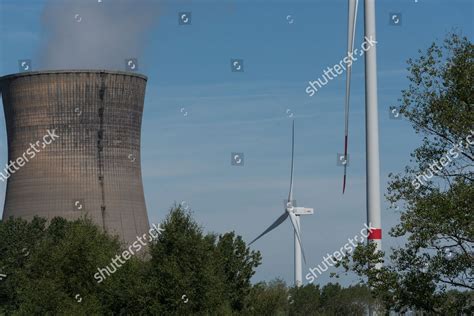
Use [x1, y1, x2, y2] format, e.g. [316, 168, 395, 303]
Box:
[343, 0, 382, 263]
[249, 120, 314, 287]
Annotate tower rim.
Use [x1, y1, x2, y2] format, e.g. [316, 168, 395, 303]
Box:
[0, 69, 148, 82]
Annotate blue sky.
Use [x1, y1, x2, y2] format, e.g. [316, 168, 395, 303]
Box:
[0, 0, 473, 286]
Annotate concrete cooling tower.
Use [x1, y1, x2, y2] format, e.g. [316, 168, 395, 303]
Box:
[0, 70, 150, 245]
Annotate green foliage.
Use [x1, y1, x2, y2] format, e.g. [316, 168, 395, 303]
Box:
[0, 206, 262, 315]
[215, 231, 262, 311]
[244, 279, 289, 315]
[319, 283, 372, 315]
[336, 33, 474, 314]
[241, 280, 375, 316]
[288, 283, 321, 315]
[143, 205, 261, 314]
[0, 207, 381, 314]
[144, 206, 225, 314]
[0, 216, 145, 315]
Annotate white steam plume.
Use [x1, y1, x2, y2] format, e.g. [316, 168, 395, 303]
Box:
[38, 0, 160, 71]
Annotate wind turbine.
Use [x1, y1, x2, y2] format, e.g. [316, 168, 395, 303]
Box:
[343, 0, 382, 260]
[249, 120, 314, 287]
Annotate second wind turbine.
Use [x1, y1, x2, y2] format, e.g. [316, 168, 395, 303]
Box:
[249, 120, 314, 287]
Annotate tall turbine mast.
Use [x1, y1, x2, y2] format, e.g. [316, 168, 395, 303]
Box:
[289, 121, 303, 287]
[344, 0, 382, 261]
[364, 0, 382, 262]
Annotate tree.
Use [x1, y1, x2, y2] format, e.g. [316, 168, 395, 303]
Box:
[288, 283, 321, 315]
[0, 206, 262, 315]
[215, 231, 262, 311]
[2, 207, 388, 314]
[244, 279, 289, 316]
[0, 216, 146, 315]
[337, 33, 474, 314]
[319, 283, 374, 316]
[241, 279, 374, 316]
[141, 205, 261, 315]
[144, 206, 226, 314]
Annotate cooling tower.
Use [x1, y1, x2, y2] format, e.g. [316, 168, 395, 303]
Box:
[0, 70, 150, 245]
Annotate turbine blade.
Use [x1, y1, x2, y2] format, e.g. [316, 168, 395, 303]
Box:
[343, 172, 347, 194]
[288, 120, 295, 202]
[343, 0, 358, 194]
[288, 212, 307, 264]
[249, 212, 289, 245]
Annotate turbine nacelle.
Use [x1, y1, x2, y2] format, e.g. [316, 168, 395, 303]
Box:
[286, 202, 314, 215]
[290, 207, 314, 216]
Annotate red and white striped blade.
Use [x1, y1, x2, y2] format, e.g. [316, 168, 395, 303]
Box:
[343, 0, 359, 194]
